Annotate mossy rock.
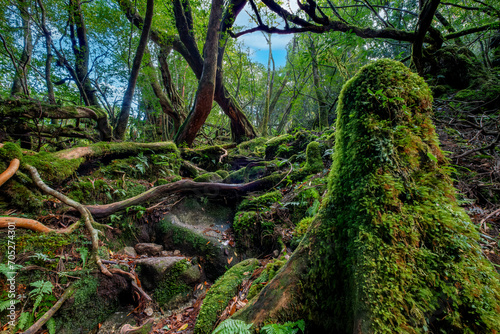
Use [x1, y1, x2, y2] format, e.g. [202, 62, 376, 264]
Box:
[0, 142, 23, 161]
[238, 190, 282, 212]
[215, 170, 229, 179]
[264, 134, 293, 160]
[194, 259, 259, 334]
[234, 137, 268, 157]
[55, 275, 124, 333]
[300, 58, 500, 332]
[152, 259, 198, 308]
[224, 163, 270, 184]
[303, 141, 324, 174]
[181, 145, 226, 171]
[193, 172, 223, 183]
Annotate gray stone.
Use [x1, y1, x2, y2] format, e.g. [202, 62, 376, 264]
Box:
[134, 243, 163, 256]
[117, 246, 137, 258]
[136, 256, 185, 290]
[180, 264, 202, 285]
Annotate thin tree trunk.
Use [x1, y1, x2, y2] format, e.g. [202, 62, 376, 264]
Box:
[114, 0, 154, 140]
[11, 0, 32, 97]
[260, 33, 274, 136]
[309, 37, 329, 129]
[411, 0, 441, 74]
[37, 0, 55, 104]
[174, 0, 223, 146]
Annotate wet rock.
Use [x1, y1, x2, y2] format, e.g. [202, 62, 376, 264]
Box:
[134, 243, 163, 256]
[180, 264, 202, 284]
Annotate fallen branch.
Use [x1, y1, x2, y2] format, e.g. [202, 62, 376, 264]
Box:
[0, 158, 20, 187]
[85, 174, 284, 218]
[0, 216, 79, 233]
[479, 207, 500, 231]
[21, 284, 76, 334]
[26, 165, 112, 277]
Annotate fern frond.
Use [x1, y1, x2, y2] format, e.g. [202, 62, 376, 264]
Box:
[212, 319, 253, 334]
[46, 317, 56, 334]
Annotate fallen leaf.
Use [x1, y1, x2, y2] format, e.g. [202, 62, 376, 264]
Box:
[228, 257, 233, 264]
[179, 323, 188, 331]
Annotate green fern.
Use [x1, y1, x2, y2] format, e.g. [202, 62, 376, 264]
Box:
[46, 317, 56, 334]
[76, 247, 89, 268]
[0, 263, 23, 279]
[261, 320, 305, 334]
[0, 299, 18, 311]
[212, 319, 253, 334]
[29, 280, 54, 312]
[17, 311, 34, 331]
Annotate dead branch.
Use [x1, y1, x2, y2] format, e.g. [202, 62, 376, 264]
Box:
[26, 164, 112, 277]
[85, 174, 284, 218]
[0, 158, 20, 187]
[21, 284, 76, 334]
[0, 216, 79, 233]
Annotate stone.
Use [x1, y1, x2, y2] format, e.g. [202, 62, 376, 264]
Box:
[135, 256, 185, 290]
[97, 311, 135, 334]
[117, 246, 137, 258]
[180, 264, 202, 284]
[134, 243, 163, 256]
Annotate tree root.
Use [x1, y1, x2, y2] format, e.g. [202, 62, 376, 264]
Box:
[21, 284, 76, 334]
[85, 174, 285, 218]
[0, 158, 20, 187]
[26, 165, 112, 277]
[0, 216, 79, 233]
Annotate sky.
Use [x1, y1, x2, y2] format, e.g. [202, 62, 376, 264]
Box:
[233, 2, 297, 68]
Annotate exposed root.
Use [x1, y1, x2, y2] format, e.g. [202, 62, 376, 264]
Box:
[0, 158, 20, 187]
[26, 165, 112, 277]
[108, 268, 152, 302]
[21, 284, 76, 334]
[0, 216, 79, 233]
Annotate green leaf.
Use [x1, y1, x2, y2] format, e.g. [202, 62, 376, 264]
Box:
[212, 319, 253, 334]
[427, 152, 438, 162]
[47, 317, 56, 334]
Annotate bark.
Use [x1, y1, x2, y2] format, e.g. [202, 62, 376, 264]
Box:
[114, 0, 154, 140]
[68, 0, 100, 107]
[37, 0, 56, 104]
[0, 159, 20, 187]
[21, 285, 76, 334]
[145, 48, 184, 132]
[85, 174, 284, 218]
[411, 0, 441, 74]
[118, 0, 257, 143]
[174, 0, 223, 146]
[309, 38, 329, 129]
[11, 0, 32, 97]
[0, 217, 55, 233]
[260, 34, 274, 137]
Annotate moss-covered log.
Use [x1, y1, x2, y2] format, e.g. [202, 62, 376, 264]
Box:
[234, 59, 500, 333]
[0, 98, 112, 141]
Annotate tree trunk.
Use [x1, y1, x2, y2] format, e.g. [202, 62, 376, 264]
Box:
[309, 37, 329, 129]
[37, 0, 55, 104]
[411, 0, 441, 74]
[11, 0, 32, 97]
[174, 0, 223, 146]
[118, 0, 256, 143]
[114, 0, 154, 140]
[234, 59, 500, 333]
[260, 34, 274, 137]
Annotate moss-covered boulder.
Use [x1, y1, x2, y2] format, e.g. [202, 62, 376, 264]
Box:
[194, 259, 259, 334]
[193, 172, 223, 183]
[235, 59, 500, 333]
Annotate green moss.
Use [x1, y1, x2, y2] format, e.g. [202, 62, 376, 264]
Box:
[247, 259, 286, 301]
[295, 216, 314, 239]
[181, 145, 225, 171]
[0, 142, 23, 161]
[238, 190, 282, 212]
[225, 164, 269, 184]
[235, 137, 268, 157]
[265, 134, 293, 159]
[216, 170, 229, 179]
[303, 141, 324, 173]
[154, 259, 191, 307]
[55, 276, 116, 333]
[22, 151, 83, 182]
[303, 59, 500, 332]
[194, 259, 259, 334]
[194, 172, 223, 183]
[156, 175, 182, 185]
